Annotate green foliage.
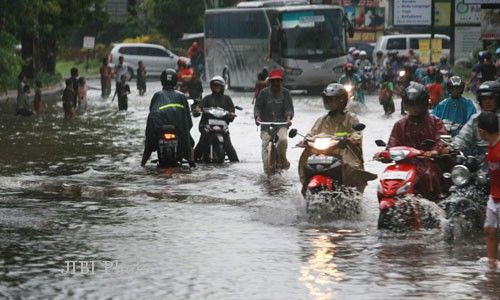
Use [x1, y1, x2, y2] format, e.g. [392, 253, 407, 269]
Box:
[56, 59, 101, 79]
[141, 0, 205, 42]
[0, 32, 22, 92]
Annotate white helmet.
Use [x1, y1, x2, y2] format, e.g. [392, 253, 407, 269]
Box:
[348, 47, 356, 54]
[359, 50, 367, 56]
[210, 76, 225, 86]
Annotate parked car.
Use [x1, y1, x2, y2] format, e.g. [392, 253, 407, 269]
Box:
[108, 43, 181, 78]
[372, 34, 450, 63]
[348, 42, 375, 63]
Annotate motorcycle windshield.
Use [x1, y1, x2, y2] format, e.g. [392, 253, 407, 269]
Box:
[204, 107, 227, 118]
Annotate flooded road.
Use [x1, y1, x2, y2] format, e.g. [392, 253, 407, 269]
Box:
[1, 80, 499, 299]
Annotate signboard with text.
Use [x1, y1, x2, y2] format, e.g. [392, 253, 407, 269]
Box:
[455, 1, 481, 25]
[480, 8, 500, 40]
[394, 0, 432, 26]
[83, 36, 95, 49]
[454, 26, 481, 60]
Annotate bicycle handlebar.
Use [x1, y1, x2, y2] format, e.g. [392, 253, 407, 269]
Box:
[257, 122, 289, 126]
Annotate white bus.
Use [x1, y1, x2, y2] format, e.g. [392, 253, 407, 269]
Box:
[204, 0, 352, 92]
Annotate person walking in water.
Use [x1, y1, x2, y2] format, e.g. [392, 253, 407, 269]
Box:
[33, 80, 43, 114]
[100, 58, 112, 98]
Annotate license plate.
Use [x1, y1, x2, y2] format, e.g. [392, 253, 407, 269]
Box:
[307, 155, 334, 165]
[159, 140, 177, 146]
[208, 119, 226, 126]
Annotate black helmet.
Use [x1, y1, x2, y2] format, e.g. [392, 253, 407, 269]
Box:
[402, 82, 429, 107]
[161, 69, 177, 87]
[322, 83, 348, 111]
[477, 81, 500, 107]
[446, 76, 465, 94]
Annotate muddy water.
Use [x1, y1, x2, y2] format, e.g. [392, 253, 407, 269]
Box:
[0, 80, 498, 299]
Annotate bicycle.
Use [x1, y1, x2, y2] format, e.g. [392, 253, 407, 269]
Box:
[257, 121, 289, 175]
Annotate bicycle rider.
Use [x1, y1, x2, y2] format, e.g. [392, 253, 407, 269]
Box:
[254, 69, 294, 174]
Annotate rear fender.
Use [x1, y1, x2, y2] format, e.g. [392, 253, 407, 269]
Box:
[307, 175, 334, 191]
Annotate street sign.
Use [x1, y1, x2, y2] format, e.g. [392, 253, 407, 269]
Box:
[455, 1, 481, 25]
[394, 0, 432, 26]
[83, 36, 95, 49]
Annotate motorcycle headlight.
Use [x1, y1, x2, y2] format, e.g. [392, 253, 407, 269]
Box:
[451, 165, 471, 187]
[311, 138, 336, 151]
[389, 150, 410, 162]
[477, 172, 489, 185]
[399, 70, 406, 77]
[344, 84, 353, 93]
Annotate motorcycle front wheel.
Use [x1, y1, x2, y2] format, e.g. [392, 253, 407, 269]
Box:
[266, 142, 278, 175]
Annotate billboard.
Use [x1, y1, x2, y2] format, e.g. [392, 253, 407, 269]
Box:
[394, 0, 432, 26]
[480, 8, 500, 40]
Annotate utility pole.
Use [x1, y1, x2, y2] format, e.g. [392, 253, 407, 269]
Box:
[450, 0, 455, 65]
[430, 0, 435, 65]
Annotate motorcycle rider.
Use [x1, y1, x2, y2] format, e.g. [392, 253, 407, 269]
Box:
[339, 63, 364, 105]
[432, 76, 477, 136]
[384, 82, 449, 202]
[471, 51, 498, 95]
[193, 76, 239, 162]
[454, 81, 500, 165]
[141, 69, 195, 167]
[254, 69, 294, 173]
[298, 83, 377, 195]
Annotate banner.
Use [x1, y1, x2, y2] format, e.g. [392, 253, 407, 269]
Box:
[454, 26, 481, 61]
[434, 2, 451, 27]
[480, 8, 500, 40]
[418, 39, 430, 65]
[431, 39, 442, 64]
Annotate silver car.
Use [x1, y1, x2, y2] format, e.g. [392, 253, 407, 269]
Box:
[108, 43, 181, 78]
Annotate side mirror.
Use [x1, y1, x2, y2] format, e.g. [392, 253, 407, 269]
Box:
[375, 139, 387, 147]
[235, 106, 243, 111]
[352, 123, 366, 131]
[289, 128, 298, 138]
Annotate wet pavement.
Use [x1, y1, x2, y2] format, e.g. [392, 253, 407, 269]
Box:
[0, 80, 499, 299]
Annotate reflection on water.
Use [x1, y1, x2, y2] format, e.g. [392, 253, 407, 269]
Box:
[299, 229, 346, 300]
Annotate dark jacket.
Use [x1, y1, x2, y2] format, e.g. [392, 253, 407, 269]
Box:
[254, 86, 294, 130]
[199, 93, 235, 131]
[145, 88, 193, 160]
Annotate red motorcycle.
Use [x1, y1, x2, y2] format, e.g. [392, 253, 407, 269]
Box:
[374, 139, 444, 231]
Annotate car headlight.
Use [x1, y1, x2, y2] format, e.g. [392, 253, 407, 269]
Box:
[451, 165, 471, 186]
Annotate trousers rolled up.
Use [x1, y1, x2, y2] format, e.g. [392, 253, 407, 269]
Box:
[260, 127, 288, 172]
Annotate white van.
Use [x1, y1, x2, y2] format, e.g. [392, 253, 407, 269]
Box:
[373, 34, 450, 63]
[108, 43, 181, 78]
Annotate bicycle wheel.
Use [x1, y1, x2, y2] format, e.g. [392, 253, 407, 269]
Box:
[266, 142, 278, 175]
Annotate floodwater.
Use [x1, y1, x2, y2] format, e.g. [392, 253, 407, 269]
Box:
[0, 80, 498, 299]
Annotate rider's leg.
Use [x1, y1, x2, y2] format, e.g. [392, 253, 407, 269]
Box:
[276, 127, 290, 169]
[260, 130, 272, 172]
[223, 133, 239, 162]
[194, 132, 209, 161]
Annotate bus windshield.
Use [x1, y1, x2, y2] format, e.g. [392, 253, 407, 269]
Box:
[280, 10, 346, 59]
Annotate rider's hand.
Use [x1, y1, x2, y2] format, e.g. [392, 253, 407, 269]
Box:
[286, 117, 292, 127]
[440, 147, 451, 155]
[423, 150, 438, 158]
[296, 140, 306, 148]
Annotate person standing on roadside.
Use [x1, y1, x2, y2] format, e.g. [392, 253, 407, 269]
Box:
[114, 56, 129, 93]
[99, 58, 112, 98]
[16, 85, 33, 116]
[70, 67, 79, 110]
[137, 61, 147, 96]
[62, 79, 75, 119]
[116, 74, 130, 111]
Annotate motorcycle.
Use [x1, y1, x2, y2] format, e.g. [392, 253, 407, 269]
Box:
[442, 119, 463, 137]
[374, 139, 445, 231]
[361, 65, 376, 94]
[199, 106, 242, 163]
[289, 124, 370, 220]
[343, 82, 366, 115]
[438, 136, 489, 242]
[157, 124, 181, 168]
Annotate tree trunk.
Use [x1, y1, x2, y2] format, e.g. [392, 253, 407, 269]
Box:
[20, 31, 34, 78]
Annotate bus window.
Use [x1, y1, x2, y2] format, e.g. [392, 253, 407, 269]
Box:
[280, 9, 345, 59]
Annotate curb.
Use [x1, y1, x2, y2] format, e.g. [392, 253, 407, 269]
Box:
[0, 81, 65, 103]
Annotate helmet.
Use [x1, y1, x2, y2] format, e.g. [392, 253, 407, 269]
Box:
[402, 82, 429, 107]
[177, 58, 185, 68]
[440, 56, 448, 64]
[343, 63, 355, 75]
[477, 81, 500, 107]
[353, 50, 360, 57]
[376, 50, 383, 56]
[348, 47, 356, 54]
[210, 75, 225, 86]
[447, 76, 465, 93]
[478, 51, 492, 61]
[322, 83, 348, 111]
[359, 50, 367, 56]
[161, 69, 177, 87]
[426, 66, 436, 76]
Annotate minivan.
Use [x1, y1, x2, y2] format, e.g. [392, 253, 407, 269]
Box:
[372, 34, 450, 64]
[108, 43, 181, 78]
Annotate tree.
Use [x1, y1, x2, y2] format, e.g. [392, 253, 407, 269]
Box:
[141, 0, 205, 42]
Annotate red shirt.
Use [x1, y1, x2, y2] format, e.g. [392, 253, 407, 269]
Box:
[487, 139, 500, 202]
